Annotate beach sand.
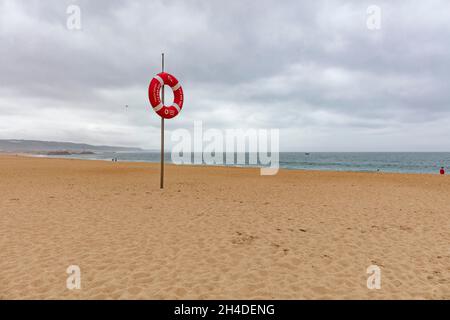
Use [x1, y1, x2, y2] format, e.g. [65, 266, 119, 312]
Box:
[0, 154, 449, 299]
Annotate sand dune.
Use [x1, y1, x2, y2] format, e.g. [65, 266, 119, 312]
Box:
[0, 155, 449, 299]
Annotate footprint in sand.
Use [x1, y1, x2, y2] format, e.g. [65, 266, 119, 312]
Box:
[231, 232, 257, 245]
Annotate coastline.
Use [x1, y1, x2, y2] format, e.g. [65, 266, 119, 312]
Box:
[8, 152, 448, 176]
[1, 154, 449, 299]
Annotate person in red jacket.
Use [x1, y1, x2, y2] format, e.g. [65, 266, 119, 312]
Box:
[440, 167, 445, 175]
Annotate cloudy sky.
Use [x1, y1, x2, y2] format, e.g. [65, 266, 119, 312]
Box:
[1, 0, 449, 151]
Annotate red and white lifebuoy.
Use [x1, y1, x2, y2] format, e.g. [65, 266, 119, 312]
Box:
[148, 72, 184, 119]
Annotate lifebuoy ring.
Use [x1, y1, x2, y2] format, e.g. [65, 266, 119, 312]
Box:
[148, 72, 184, 119]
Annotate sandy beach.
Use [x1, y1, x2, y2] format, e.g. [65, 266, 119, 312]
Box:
[0, 154, 449, 299]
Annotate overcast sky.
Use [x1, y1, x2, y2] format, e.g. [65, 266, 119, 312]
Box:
[1, 0, 449, 151]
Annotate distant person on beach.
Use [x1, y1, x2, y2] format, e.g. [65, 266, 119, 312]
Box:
[440, 167, 445, 175]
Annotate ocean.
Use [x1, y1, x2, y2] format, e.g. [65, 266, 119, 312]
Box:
[44, 152, 450, 174]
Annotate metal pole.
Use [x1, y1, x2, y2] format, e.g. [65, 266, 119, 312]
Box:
[160, 53, 165, 189]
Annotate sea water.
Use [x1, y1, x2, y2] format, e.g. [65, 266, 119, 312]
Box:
[47, 152, 450, 174]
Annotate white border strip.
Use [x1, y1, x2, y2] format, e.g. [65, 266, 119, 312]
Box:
[153, 103, 163, 112]
[172, 103, 181, 113]
[154, 76, 164, 86]
[171, 83, 181, 91]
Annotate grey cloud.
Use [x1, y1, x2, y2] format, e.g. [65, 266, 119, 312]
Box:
[0, 0, 449, 151]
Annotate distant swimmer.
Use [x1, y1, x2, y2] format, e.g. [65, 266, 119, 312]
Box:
[440, 167, 445, 175]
